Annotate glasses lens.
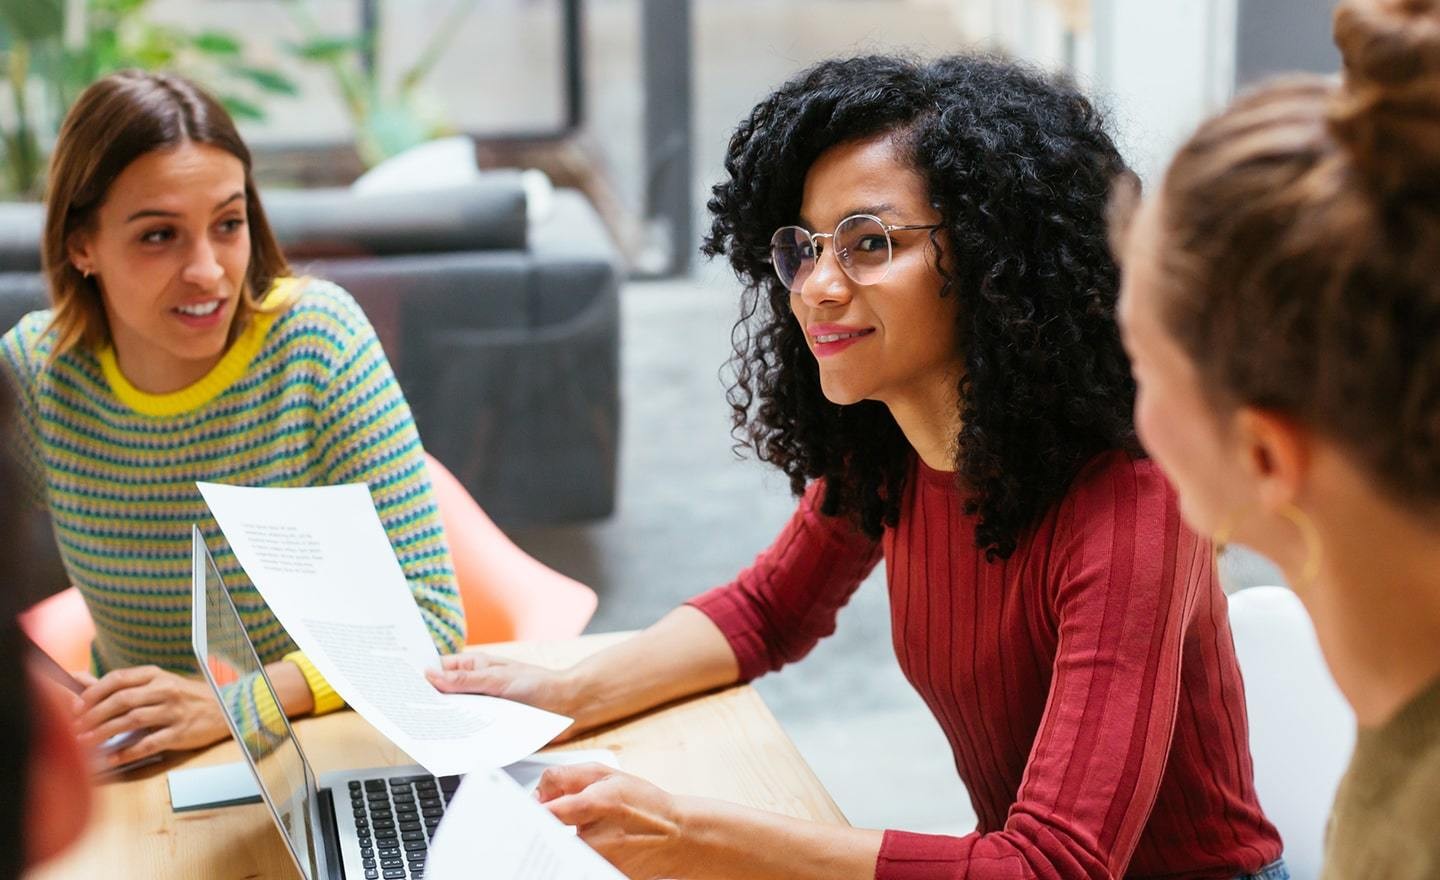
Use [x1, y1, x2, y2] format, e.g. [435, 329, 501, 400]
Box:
[770, 226, 815, 291]
[835, 216, 892, 285]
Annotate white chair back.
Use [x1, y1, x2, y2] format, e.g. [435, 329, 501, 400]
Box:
[1229, 585, 1356, 880]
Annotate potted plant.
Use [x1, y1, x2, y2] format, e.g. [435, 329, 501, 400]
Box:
[0, 0, 297, 198]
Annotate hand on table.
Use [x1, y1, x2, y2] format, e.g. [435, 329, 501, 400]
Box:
[73, 666, 229, 766]
[425, 653, 586, 741]
[537, 764, 694, 880]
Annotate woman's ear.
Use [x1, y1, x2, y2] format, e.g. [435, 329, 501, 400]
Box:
[23, 669, 92, 870]
[67, 231, 95, 278]
[1233, 407, 1312, 511]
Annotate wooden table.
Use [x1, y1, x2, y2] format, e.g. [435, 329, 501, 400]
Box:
[30, 633, 848, 879]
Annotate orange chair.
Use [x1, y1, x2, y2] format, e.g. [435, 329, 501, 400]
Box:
[424, 454, 597, 645]
[20, 586, 95, 673]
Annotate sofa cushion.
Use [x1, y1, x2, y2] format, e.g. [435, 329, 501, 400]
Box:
[265, 174, 528, 257]
[0, 203, 44, 273]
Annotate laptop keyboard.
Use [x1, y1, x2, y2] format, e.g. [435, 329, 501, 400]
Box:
[348, 774, 461, 879]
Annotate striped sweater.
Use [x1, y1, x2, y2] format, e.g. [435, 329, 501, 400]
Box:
[0, 278, 465, 710]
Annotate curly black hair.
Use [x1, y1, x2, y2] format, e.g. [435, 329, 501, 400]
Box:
[704, 53, 1139, 558]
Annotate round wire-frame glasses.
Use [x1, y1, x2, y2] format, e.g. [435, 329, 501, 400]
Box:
[769, 213, 940, 291]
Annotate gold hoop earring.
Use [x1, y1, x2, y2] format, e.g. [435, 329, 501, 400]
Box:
[1213, 502, 1322, 590]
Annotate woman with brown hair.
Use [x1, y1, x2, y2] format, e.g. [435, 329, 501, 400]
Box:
[1114, 0, 1440, 876]
[0, 70, 465, 769]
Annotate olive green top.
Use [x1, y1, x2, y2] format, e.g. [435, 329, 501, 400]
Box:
[1322, 674, 1440, 880]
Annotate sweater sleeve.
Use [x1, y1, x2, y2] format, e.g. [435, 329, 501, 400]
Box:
[277, 288, 466, 714]
[687, 481, 883, 681]
[0, 315, 55, 505]
[876, 458, 1211, 880]
[313, 292, 467, 657]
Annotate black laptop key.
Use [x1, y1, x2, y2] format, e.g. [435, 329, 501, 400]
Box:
[401, 830, 425, 842]
[362, 846, 374, 858]
[400, 820, 422, 832]
[397, 812, 419, 823]
[383, 869, 406, 879]
[419, 797, 442, 809]
[404, 839, 428, 852]
[364, 870, 378, 880]
[365, 779, 387, 791]
[421, 807, 444, 819]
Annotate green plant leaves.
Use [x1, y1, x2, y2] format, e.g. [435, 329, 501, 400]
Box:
[0, 0, 64, 42]
[286, 35, 365, 63]
[192, 31, 242, 57]
[218, 94, 265, 122]
[230, 64, 298, 96]
[0, 0, 302, 197]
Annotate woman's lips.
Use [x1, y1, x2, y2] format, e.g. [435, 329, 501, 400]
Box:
[171, 298, 229, 330]
[809, 324, 875, 358]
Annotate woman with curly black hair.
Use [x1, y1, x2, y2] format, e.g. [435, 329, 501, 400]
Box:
[430, 54, 1285, 880]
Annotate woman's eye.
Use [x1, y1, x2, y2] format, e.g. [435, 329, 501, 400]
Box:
[139, 228, 174, 245]
[217, 217, 246, 235]
[855, 235, 888, 252]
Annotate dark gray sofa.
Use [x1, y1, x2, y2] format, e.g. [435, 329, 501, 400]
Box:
[0, 173, 621, 526]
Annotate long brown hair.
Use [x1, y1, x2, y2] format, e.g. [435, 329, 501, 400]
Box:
[1154, 0, 1440, 511]
[43, 70, 289, 356]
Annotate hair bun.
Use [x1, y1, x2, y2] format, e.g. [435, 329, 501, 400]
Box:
[1329, 0, 1440, 196]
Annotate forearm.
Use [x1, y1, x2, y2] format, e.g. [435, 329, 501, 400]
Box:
[267, 660, 316, 717]
[563, 605, 740, 731]
[680, 796, 883, 880]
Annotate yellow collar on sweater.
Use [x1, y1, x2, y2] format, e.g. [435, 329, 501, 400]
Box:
[98, 277, 301, 418]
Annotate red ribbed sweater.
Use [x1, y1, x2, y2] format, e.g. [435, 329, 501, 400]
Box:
[690, 451, 1281, 879]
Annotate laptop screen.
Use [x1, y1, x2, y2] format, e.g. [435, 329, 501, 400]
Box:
[191, 527, 321, 880]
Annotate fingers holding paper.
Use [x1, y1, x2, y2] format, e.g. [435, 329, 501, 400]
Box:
[537, 764, 692, 879]
[73, 665, 229, 764]
[426, 652, 585, 741]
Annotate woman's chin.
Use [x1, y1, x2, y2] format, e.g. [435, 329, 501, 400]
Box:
[818, 381, 869, 407]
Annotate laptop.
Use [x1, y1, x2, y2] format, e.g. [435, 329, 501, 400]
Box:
[190, 526, 459, 880]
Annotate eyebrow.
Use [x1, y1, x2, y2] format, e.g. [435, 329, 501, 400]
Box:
[125, 191, 245, 223]
[797, 202, 901, 229]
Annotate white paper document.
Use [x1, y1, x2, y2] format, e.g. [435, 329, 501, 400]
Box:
[196, 481, 571, 775]
[426, 768, 626, 880]
[503, 749, 620, 794]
